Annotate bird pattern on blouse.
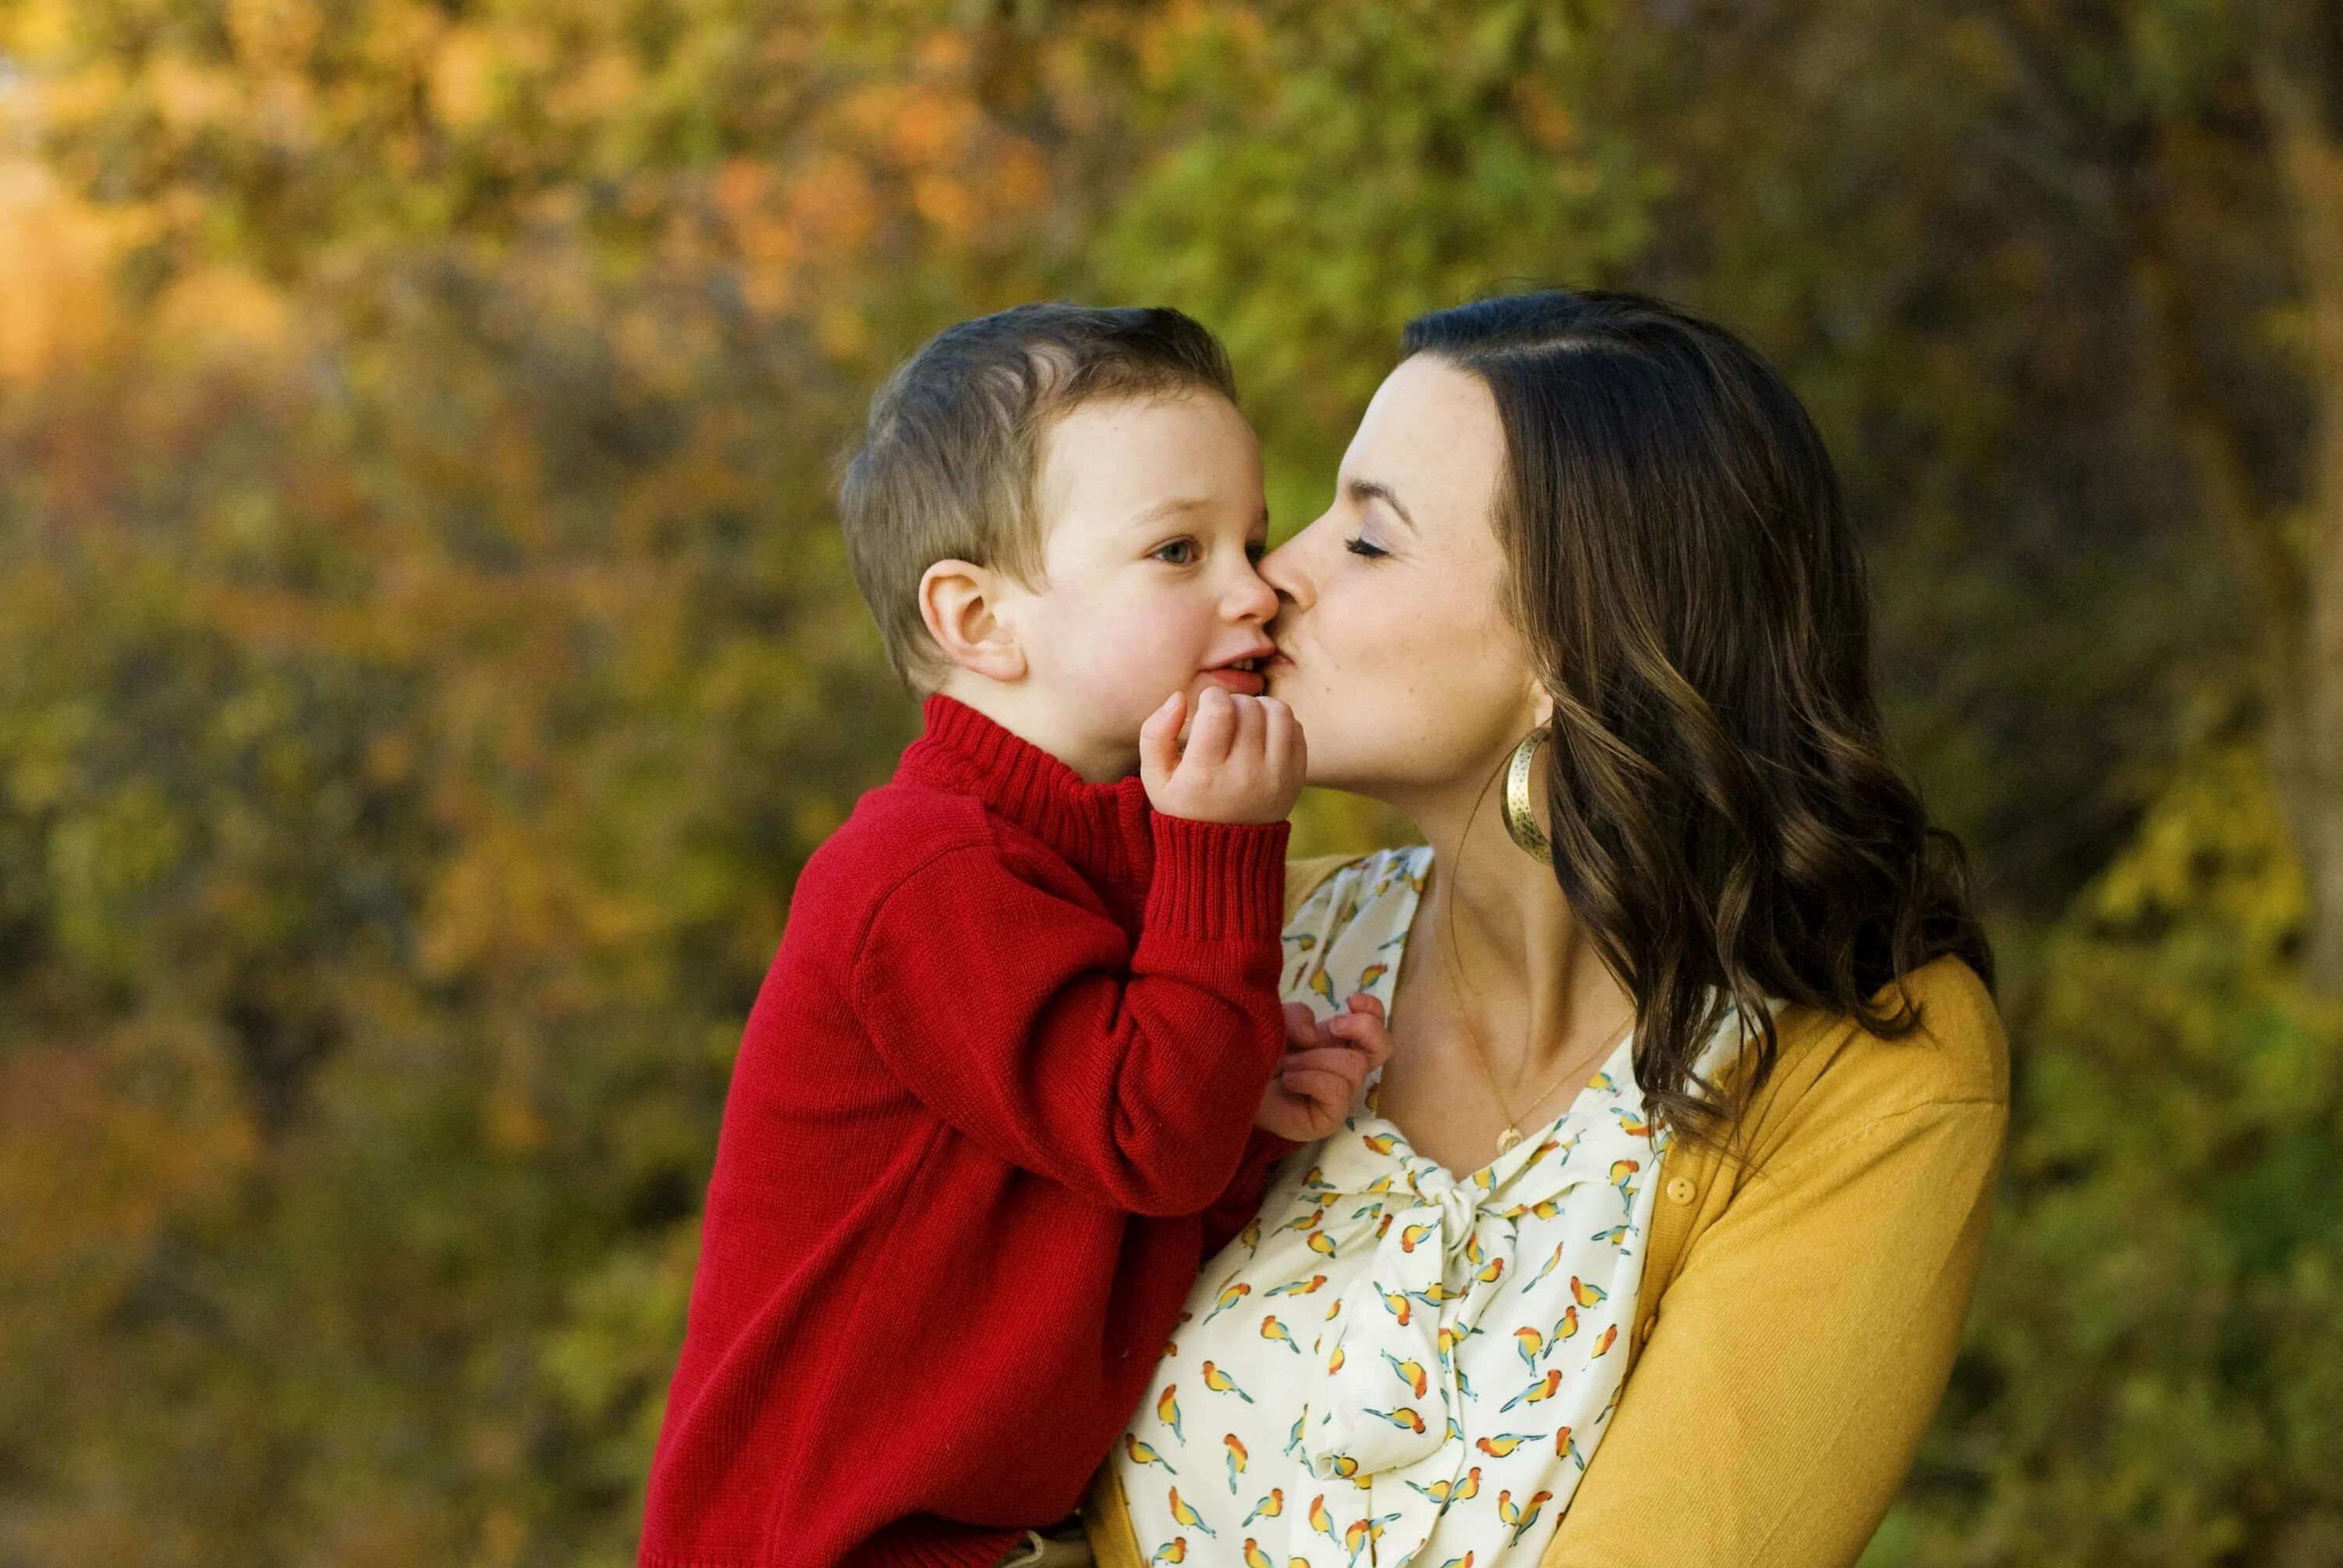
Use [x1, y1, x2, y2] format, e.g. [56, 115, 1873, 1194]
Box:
[1111, 846, 1760, 1568]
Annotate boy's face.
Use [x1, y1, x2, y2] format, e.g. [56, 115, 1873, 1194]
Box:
[997, 392, 1278, 780]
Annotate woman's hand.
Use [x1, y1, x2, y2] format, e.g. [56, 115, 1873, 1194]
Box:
[1255, 993, 1393, 1143]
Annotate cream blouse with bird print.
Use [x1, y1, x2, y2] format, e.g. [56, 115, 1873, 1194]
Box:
[1109, 846, 1766, 1568]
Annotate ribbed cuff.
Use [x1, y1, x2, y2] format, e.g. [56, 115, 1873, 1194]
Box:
[1143, 813, 1289, 941]
[852, 1517, 1030, 1568]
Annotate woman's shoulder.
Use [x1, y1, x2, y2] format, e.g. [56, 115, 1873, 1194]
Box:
[1282, 843, 1430, 927]
[1724, 955, 2009, 1173]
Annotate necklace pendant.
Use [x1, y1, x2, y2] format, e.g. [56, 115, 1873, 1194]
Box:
[1495, 1124, 1523, 1154]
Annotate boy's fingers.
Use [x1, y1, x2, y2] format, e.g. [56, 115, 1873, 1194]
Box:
[1282, 1002, 1323, 1049]
[1231, 690, 1267, 762]
[1261, 695, 1303, 779]
[1186, 686, 1236, 767]
[1328, 1006, 1393, 1066]
[1279, 1046, 1373, 1078]
[1343, 992, 1385, 1019]
[1278, 1067, 1352, 1108]
[1139, 690, 1186, 782]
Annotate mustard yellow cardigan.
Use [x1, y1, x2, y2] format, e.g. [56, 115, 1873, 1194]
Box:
[1083, 852, 2010, 1568]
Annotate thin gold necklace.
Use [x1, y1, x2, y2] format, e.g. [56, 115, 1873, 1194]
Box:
[1435, 937, 1635, 1154]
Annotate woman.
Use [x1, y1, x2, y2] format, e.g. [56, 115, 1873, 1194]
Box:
[1081, 290, 2007, 1568]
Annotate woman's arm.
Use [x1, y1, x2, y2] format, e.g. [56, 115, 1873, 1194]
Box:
[1539, 1088, 2006, 1568]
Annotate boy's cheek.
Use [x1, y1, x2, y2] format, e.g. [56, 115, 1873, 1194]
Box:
[1062, 587, 1221, 708]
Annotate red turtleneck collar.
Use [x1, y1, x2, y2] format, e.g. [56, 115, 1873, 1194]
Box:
[895, 693, 1155, 891]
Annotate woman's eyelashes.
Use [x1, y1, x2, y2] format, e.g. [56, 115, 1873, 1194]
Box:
[1343, 533, 1390, 560]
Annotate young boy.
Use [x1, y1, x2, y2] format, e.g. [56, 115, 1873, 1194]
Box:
[638, 305, 1389, 1568]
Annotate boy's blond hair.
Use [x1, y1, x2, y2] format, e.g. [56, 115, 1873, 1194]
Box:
[837, 302, 1239, 693]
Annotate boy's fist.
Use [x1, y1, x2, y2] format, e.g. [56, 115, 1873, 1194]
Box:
[1138, 687, 1306, 825]
[1256, 993, 1393, 1144]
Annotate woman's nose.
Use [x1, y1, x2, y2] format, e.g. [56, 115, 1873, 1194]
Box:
[1257, 536, 1314, 616]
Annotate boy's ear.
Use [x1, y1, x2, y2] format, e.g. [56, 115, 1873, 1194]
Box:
[917, 559, 1027, 683]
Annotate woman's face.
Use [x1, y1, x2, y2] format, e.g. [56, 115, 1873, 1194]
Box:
[1261, 354, 1546, 801]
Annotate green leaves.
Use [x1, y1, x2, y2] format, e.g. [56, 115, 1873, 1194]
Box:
[1096, 0, 1653, 526]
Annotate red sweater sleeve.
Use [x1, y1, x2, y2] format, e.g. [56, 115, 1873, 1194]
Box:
[850, 810, 1291, 1217]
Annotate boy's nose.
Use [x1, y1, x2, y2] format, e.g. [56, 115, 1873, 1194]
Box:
[1228, 562, 1281, 622]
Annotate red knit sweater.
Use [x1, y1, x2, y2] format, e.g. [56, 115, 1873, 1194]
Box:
[639, 694, 1300, 1568]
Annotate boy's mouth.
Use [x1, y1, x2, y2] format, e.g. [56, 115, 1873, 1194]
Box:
[1202, 646, 1276, 696]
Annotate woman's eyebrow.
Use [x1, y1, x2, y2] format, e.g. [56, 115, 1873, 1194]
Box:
[1346, 478, 1417, 529]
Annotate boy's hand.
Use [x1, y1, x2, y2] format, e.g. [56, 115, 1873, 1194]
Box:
[1139, 687, 1306, 825]
[1256, 994, 1393, 1144]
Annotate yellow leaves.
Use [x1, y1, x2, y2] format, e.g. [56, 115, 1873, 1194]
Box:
[485, 1078, 550, 1156]
[1136, 0, 1265, 87]
[151, 264, 298, 376]
[473, 1506, 530, 1568]
[430, 27, 504, 133]
[815, 303, 870, 362]
[0, 158, 122, 387]
[2088, 737, 2308, 971]
[226, 0, 326, 73]
[364, 731, 417, 788]
[148, 55, 244, 135]
[427, 20, 571, 137]
[546, 48, 642, 130]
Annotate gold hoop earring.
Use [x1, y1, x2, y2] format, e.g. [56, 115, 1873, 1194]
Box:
[1502, 725, 1554, 865]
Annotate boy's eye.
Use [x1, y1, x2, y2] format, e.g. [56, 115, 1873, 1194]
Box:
[1153, 539, 1199, 566]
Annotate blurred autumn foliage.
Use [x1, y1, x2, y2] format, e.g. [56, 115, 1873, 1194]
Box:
[2, 2, 2341, 1565]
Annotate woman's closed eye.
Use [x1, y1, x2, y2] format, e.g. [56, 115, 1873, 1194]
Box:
[1344, 533, 1390, 560]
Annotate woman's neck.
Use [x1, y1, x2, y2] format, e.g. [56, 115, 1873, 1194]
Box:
[1392, 761, 1634, 1093]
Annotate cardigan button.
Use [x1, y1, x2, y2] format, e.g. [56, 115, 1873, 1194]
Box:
[1635, 1317, 1655, 1346]
[1664, 1176, 1696, 1205]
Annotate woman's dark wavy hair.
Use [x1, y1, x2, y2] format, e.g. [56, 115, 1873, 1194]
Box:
[1403, 288, 1994, 1155]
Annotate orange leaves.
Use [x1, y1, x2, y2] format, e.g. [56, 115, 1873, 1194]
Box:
[0, 159, 123, 387]
[150, 265, 299, 375]
[0, 1025, 259, 1323]
[787, 153, 883, 255]
[867, 80, 981, 167]
[704, 26, 1057, 330]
